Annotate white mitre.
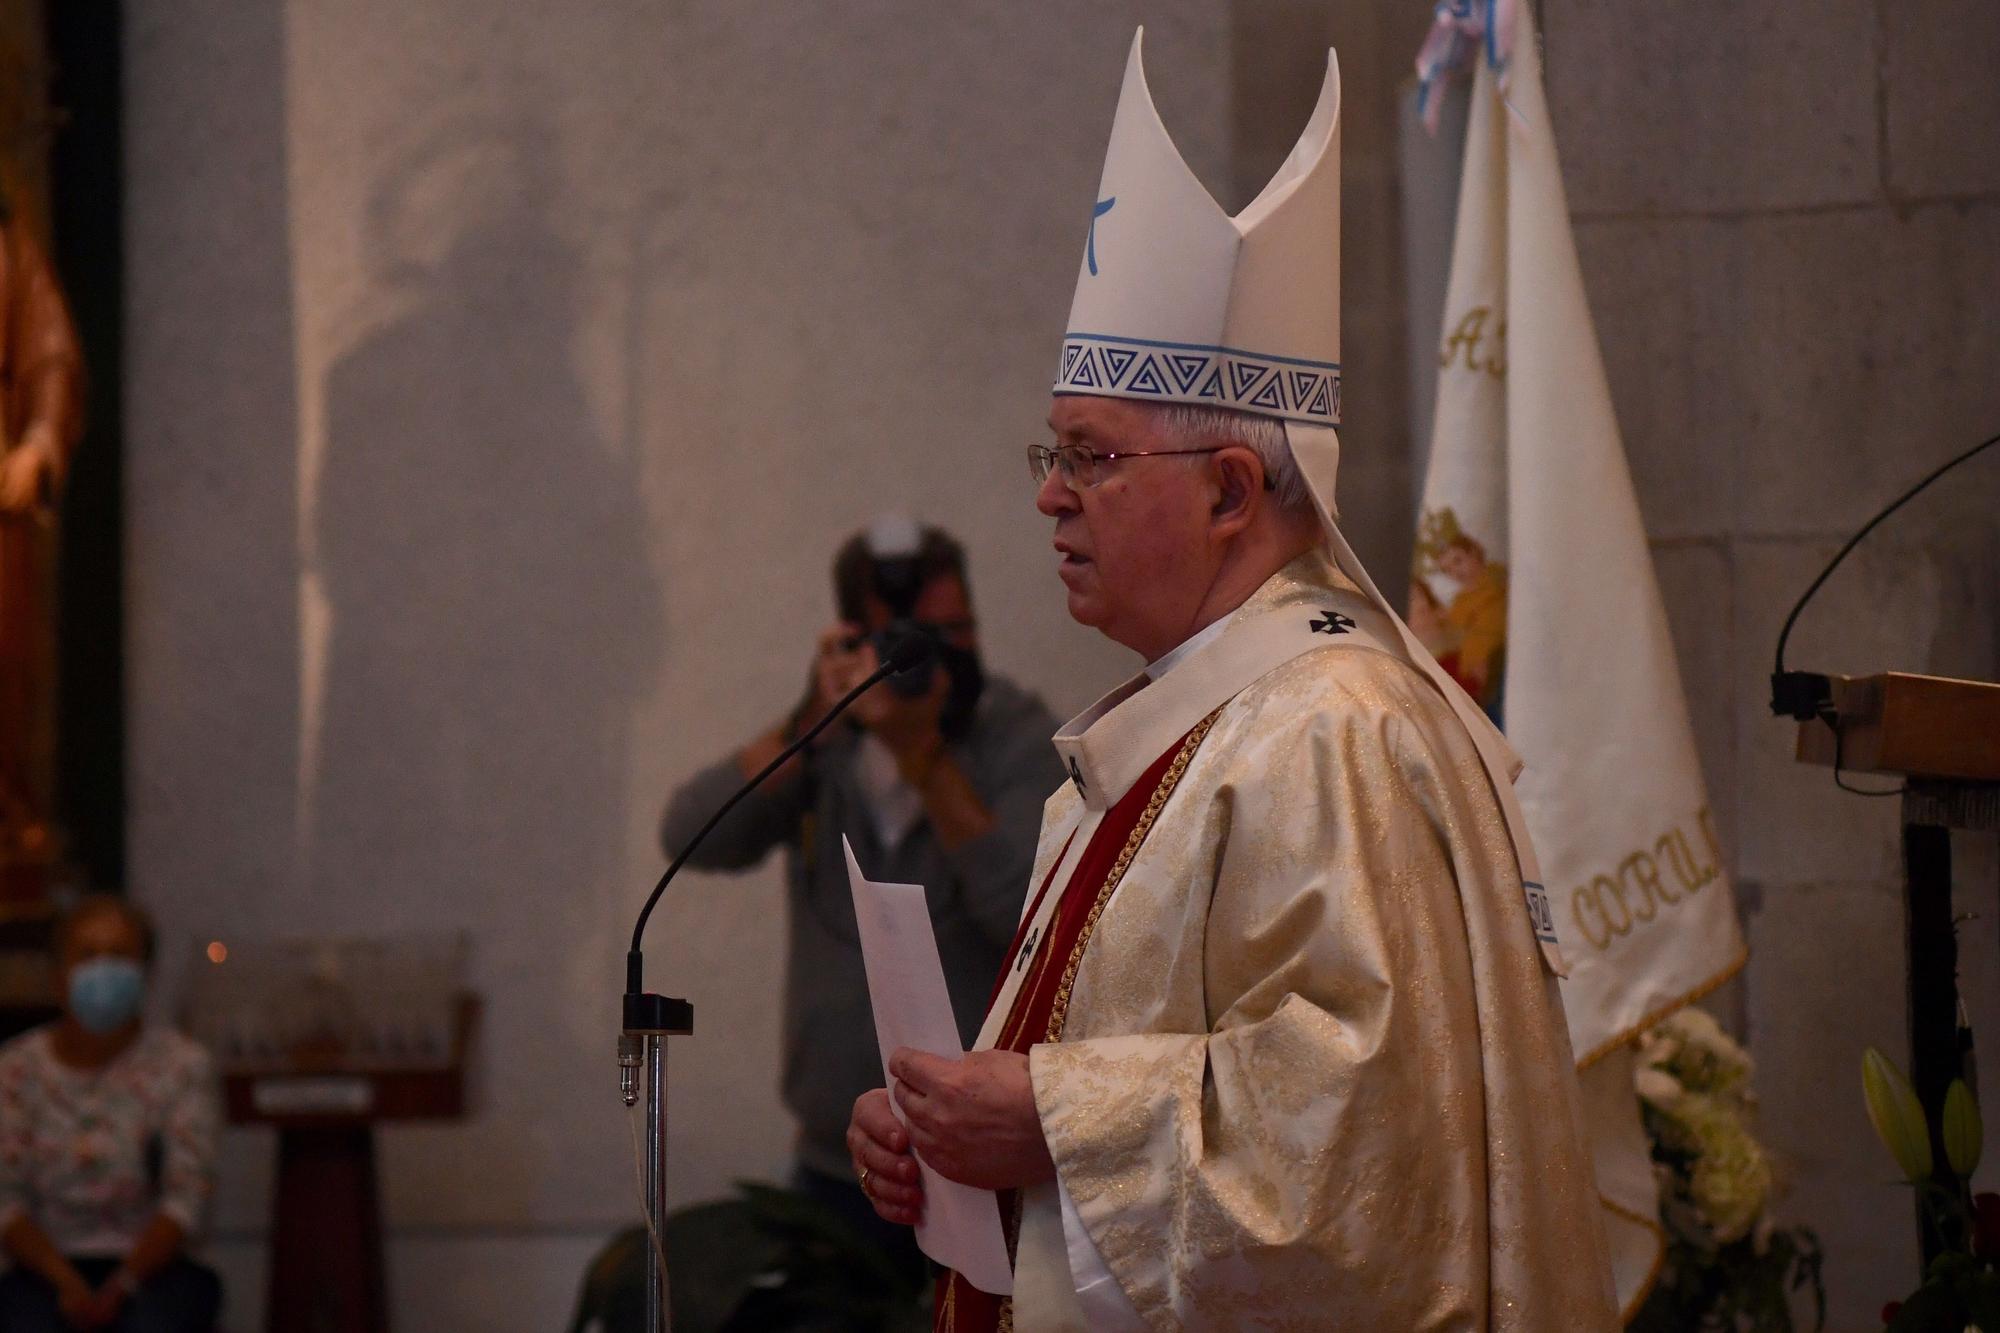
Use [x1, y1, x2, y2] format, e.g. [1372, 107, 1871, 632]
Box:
[1054, 32, 1341, 426]
[1055, 29, 1561, 969]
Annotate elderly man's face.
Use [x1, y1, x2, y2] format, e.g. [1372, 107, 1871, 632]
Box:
[1037, 396, 1219, 659]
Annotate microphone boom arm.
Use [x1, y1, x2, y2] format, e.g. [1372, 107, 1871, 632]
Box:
[615, 627, 936, 1333]
[626, 637, 932, 991]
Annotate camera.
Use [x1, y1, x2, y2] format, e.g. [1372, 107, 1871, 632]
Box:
[833, 516, 986, 737]
[844, 620, 943, 698]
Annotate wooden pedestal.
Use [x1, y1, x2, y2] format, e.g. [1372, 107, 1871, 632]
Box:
[267, 1125, 387, 1333]
[1797, 672, 2000, 1267]
[222, 997, 477, 1333]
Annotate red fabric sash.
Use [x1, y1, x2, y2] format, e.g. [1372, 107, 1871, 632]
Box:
[933, 729, 1197, 1333]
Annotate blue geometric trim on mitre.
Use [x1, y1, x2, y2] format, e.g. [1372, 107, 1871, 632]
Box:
[1052, 332, 1342, 425]
[1126, 355, 1168, 396]
[1069, 346, 1102, 389]
[1100, 346, 1137, 385]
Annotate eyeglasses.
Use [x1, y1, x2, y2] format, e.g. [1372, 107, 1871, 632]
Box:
[1026, 442, 1228, 490]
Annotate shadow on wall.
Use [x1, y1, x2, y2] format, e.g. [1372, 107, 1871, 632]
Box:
[307, 122, 664, 931]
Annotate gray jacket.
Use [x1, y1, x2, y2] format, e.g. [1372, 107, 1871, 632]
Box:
[659, 675, 1063, 1178]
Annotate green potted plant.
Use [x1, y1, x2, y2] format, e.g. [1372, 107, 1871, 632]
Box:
[1861, 1048, 2000, 1331]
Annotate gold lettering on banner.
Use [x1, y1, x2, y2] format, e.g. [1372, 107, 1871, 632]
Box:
[1569, 806, 1724, 953]
[1699, 806, 1724, 866]
[1439, 305, 1507, 378]
[1620, 851, 1666, 919]
[1657, 822, 1719, 897]
[1642, 845, 1683, 905]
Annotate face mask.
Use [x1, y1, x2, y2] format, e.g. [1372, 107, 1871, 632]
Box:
[67, 957, 146, 1035]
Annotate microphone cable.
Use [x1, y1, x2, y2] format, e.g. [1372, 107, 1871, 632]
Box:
[627, 628, 937, 991]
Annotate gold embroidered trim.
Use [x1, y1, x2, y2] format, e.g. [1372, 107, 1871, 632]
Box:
[1046, 708, 1223, 1042]
[1598, 1191, 1668, 1320]
[1574, 945, 1749, 1070]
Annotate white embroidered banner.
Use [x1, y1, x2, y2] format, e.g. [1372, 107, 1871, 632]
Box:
[1411, 4, 1746, 1317]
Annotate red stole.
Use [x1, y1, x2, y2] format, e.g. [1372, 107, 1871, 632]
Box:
[933, 715, 1216, 1333]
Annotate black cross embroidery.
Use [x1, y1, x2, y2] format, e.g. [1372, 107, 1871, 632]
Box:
[1309, 610, 1356, 636]
[1015, 924, 1042, 973]
[1068, 755, 1088, 798]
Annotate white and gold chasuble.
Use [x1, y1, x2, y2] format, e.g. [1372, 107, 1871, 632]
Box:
[969, 553, 1616, 1332]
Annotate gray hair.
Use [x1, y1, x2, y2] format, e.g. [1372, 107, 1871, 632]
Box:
[1149, 404, 1314, 514]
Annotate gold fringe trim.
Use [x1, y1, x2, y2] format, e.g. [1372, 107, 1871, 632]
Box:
[1047, 708, 1223, 1042]
[1598, 1191, 1668, 1323]
[1576, 949, 1747, 1324]
[1574, 944, 1749, 1071]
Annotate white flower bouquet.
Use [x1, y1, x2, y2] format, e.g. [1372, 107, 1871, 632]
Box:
[1631, 1008, 1825, 1332]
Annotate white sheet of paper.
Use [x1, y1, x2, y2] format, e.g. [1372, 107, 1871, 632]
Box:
[843, 837, 1013, 1295]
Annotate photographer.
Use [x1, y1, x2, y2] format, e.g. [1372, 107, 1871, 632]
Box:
[659, 517, 1059, 1267]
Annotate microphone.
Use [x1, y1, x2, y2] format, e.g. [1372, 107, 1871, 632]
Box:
[624, 625, 939, 996]
[613, 631, 941, 1319]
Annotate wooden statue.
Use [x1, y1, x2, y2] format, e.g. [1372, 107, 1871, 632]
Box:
[0, 183, 83, 904]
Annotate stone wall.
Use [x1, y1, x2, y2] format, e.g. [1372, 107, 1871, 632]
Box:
[123, 3, 1236, 1328]
[1544, 3, 2000, 1326]
[1229, 0, 1436, 584]
[120, 1, 2000, 1328]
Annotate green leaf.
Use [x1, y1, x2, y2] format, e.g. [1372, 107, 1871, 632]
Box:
[1886, 1281, 1959, 1332]
[1947, 1079, 1985, 1177]
[1928, 1250, 1977, 1282]
[1963, 1270, 2000, 1332]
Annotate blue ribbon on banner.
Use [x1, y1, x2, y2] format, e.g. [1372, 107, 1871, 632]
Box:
[1414, 0, 1518, 133]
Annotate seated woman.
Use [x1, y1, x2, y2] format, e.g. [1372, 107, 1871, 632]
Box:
[0, 895, 222, 1332]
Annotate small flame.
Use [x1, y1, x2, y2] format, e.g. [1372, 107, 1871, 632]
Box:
[206, 941, 229, 965]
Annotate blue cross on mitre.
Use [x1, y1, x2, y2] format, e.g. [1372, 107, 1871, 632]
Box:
[1086, 196, 1116, 276]
[1068, 754, 1088, 797]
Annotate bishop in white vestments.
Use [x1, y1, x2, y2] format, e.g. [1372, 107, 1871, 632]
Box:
[846, 31, 1618, 1332]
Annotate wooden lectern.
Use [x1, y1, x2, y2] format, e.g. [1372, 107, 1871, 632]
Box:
[222, 996, 478, 1333]
[1796, 671, 2000, 1262]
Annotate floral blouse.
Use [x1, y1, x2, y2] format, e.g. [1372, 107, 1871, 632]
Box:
[0, 1025, 219, 1257]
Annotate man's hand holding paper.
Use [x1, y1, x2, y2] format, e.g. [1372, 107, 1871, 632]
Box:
[842, 839, 1014, 1295]
[847, 1088, 923, 1227]
[886, 1048, 1052, 1192]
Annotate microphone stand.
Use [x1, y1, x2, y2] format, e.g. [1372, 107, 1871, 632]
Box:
[618, 634, 937, 1332]
[618, 993, 692, 1333]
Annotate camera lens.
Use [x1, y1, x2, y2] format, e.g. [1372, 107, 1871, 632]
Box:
[876, 622, 938, 698]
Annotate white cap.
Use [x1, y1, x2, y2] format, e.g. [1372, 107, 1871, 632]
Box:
[863, 512, 923, 559]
